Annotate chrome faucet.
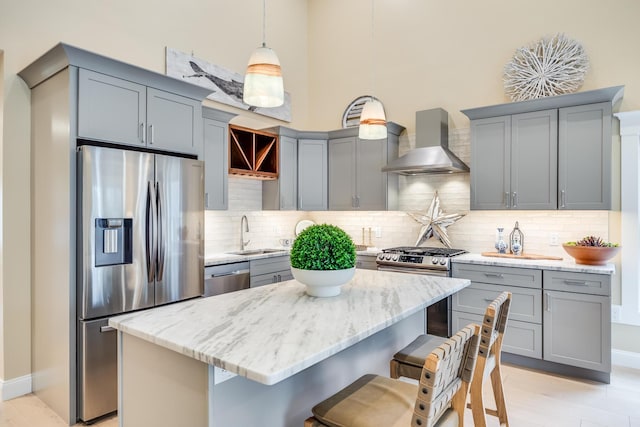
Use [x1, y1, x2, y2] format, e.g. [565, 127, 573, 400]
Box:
[241, 215, 250, 250]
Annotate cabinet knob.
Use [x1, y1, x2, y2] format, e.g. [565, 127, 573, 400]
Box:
[512, 192, 518, 208]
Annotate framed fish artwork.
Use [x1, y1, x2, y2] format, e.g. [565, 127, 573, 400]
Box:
[166, 47, 292, 122]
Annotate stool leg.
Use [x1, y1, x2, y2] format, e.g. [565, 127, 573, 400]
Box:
[470, 358, 488, 427]
[489, 363, 509, 427]
[389, 359, 400, 379]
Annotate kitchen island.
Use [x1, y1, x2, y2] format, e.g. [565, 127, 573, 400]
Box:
[109, 269, 470, 427]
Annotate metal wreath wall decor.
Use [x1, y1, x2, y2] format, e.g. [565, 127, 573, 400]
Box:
[503, 33, 589, 102]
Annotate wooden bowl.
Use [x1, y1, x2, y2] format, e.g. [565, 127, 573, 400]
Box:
[561, 244, 620, 265]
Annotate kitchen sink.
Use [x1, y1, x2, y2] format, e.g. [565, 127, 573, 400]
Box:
[225, 249, 286, 256]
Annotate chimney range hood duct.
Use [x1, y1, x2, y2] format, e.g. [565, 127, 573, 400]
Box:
[382, 108, 470, 175]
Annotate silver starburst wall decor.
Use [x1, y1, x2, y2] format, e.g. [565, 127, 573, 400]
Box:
[407, 191, 465, 248]
[503, 33, 589, 102]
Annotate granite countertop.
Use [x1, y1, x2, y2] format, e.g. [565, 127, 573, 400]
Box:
[109, 269, 470, 385]
[452, 253, 615, 275]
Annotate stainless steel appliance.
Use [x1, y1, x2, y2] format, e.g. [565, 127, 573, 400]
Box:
[376, 246, 467, 337]
[204, 262, 250, 297]
[77, 145, 204, 422]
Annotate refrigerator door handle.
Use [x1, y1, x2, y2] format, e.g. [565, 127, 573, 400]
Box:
[146, 181, 156, 283]
[157, 182, 165, 282]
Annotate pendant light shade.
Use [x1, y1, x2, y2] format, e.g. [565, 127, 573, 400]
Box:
[359, 98, 387, 140]
[243, 44, 284, 108]
[243, 0, 284, 108]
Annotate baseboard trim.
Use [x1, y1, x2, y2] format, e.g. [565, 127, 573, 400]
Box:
[612, 349, 640, 370]
[1, 374, 32, 401]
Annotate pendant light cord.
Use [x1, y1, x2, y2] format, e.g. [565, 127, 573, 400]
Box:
[370, 0, 375, 98]
[262, 0, 267, 47]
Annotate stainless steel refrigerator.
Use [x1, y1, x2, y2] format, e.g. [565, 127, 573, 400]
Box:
[77, 145, 204, 422]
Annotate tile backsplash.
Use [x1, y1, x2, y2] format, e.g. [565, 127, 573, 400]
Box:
[205, 128, 610, 258]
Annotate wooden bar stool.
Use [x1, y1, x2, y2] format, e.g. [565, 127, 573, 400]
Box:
[304, 323, 480, 427]
[390, 292, 512, 427]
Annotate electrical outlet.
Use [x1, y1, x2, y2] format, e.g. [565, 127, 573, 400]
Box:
[550, 232, 560, 246]
[374, 227, 382, 238]
[612, 305, 622, 323]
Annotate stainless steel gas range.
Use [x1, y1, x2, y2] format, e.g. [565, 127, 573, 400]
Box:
[376, 246, 467, 337]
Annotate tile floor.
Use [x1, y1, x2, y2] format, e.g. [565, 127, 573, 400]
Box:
[0, 364, 638, 426]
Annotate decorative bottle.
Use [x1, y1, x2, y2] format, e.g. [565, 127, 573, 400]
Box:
[509, 221, 524, 256]
[495, 228, 507, 254]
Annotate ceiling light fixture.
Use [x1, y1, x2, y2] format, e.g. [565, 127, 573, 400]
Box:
[243, 0, 284, 108]
[359, 0, 387, 140]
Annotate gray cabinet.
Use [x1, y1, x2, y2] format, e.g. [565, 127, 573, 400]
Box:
[451, 263, 543, 358]
[263, 129, 298, 210]
[470, 109, 557, 210]
[78, 68, 203, 156]
[558, 102, 612, 210]
[298, 138, 328, 210]
[543, 271, 611, 373]
[452, 261, 613, 380]
[355, 254, 378, 270]
[463, 86, 623, 211]
[327, 123, 403, 211]
[203, 108, 236, 210]
[250, 255, 292, 287]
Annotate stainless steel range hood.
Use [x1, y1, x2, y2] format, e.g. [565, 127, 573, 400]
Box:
[382, 108, 470, 174]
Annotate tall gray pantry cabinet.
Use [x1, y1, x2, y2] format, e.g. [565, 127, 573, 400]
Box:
[462, 86, 623, 211]
[18, 43, 211, 424]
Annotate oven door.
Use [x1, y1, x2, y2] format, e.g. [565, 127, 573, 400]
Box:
[377, 265, 451, 337]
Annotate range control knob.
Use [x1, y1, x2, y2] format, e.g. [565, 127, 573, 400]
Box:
[377, 254, 384, 261]
[391, 254, 399, 261]
[431, 257, 439, 264]
[385, 254, 392, 261]
[439, 258, 447, 265]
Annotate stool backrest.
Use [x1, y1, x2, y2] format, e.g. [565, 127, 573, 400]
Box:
[411, 323, 480, 427]
[479, 291, 512, 360]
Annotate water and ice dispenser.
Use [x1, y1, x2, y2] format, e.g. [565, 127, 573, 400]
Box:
[94, 218, 133, 266]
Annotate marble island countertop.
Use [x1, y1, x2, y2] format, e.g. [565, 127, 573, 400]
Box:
[452, 253, 615, 274]
[109, 269, 470, 385]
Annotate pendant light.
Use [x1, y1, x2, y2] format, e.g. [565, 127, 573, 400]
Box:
[359, 0, 387, 140]
[243, 0, 284, 108]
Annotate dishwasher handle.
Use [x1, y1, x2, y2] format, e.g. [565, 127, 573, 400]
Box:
[210, 269, 250, 278]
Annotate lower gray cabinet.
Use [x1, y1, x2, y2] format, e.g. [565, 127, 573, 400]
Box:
[451, 263, 542, 359]
[250, 255, 292, 287]
[452, 262, 613, 378]
[543, 271, 611, 373]
[355, 254, 378, 270]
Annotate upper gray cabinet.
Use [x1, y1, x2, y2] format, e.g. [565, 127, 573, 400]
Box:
[263, 128, 298, 210]
[470, 110, 557, 210]
[558, 103, 612, 210]
[78, 68, 203, 156]
[298, 136, 328, 211]
[327, 123, 404, 211]
[463, 86, 624, 211]
[203, 107, 236, 210]
[263, 129, 329, 211]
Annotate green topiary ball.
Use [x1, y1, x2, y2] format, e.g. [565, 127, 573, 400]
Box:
[290, 224, 356, 270]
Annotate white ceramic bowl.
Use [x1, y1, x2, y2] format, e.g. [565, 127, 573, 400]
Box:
[291, 267, 356, 297]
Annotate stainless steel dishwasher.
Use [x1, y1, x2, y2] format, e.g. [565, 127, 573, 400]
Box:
[204, 261, 250, 297]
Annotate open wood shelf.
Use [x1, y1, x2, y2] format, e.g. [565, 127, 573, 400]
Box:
[229, 125, 279, 179]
